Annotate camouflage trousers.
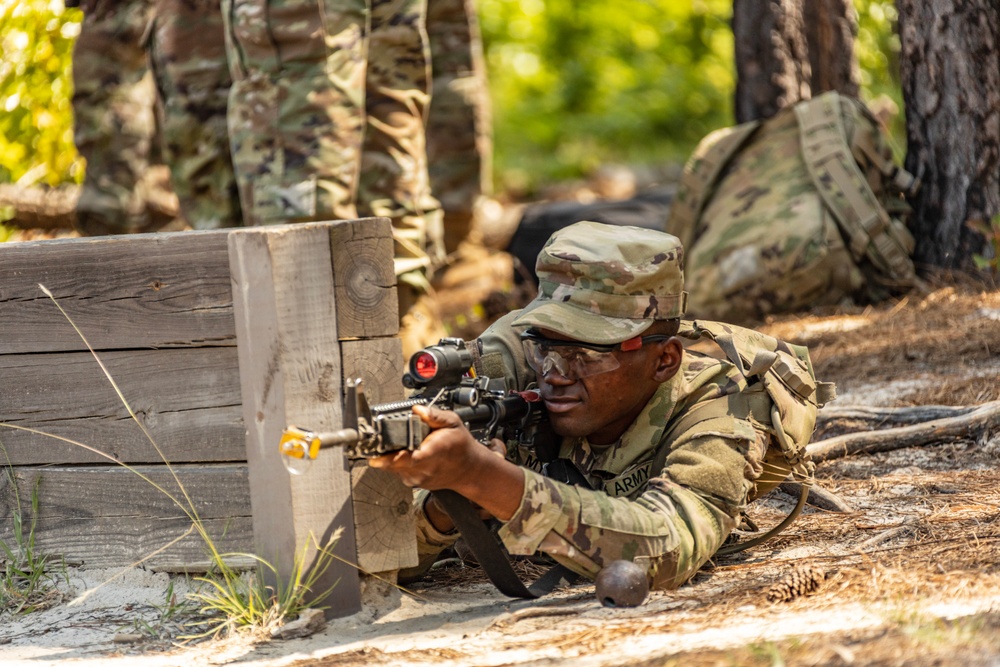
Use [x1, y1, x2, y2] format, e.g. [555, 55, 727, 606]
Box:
[73, 0, 242, 234]
[223, 0, 445, 274]
[425, 0, 492, 254]
[148, 0, 242, 230]
[72, 0, 158, 235]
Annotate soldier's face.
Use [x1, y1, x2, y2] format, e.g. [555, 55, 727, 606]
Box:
[533, 328, 681, 446]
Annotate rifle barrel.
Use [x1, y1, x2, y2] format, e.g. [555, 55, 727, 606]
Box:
[317, 428, 362, 448]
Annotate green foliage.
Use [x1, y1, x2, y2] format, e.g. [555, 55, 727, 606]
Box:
[967, 213, 1000, 275]
[481, 0, 904, 194]
[0, 222, 17, 242]
[854, 0, 906, 157]
[0, 471, 67, 616]
[184, 532, 340, 640]
[480, 0, 735, 194]
[0, 0, 82, 188]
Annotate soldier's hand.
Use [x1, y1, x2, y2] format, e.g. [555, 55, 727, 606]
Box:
[368, 404, 496, 490]
[369, 405, 524, 522]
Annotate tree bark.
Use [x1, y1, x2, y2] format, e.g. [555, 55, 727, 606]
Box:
[733, 0, 812, 123]
[897, 0, 1000, 271]
[803, 0, 859, 98]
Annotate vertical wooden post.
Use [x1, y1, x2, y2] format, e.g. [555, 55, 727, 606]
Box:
[342, 338, 419, 574]
[229, 221, 362, 617]
[328, 218, 418, 576]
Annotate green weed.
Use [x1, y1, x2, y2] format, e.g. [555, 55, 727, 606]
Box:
[746, 640, 787, 667]
[183, 530, 341, 640]
[120, 578, 198, 641]
[889, 607, 989, 650]
[0, 470, 67, 615]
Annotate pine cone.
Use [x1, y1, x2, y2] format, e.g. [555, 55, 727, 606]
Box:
[766, 564, 827, 602]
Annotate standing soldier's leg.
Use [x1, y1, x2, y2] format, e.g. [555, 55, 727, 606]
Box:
[425, 0, 492, 254]
[222, 0, 368, 227]
[358, 0, 444, 278]
[72, 0, 158, 235]
[148, 0, 242, 229]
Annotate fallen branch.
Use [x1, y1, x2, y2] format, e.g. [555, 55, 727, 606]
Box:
[486, 591, 594, 630]
[779, 482, 854, 513]
[487, 603, 593, 630]
[856, 517, 922, 552]
[807, 401, 1000, 463]
[817, 404, 980, 430]
[0, 183, 80, 230]
[0, 180, 180, 231]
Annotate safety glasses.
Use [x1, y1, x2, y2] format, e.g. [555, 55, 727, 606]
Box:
[520, 330, 671, 380]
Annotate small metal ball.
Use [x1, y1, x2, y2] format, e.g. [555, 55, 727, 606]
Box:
[594, 560, 649, 607]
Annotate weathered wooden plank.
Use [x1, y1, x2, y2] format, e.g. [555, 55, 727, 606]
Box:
[340, 337, 418, 573]
[339, 337, 405, 406]
[350, 463, 417, 574]
[229, 221, 361, 619]
[329, 217, 399, 339]
[0, 230, 236, 354]
[0, 347, 243, 464]
[0, 464, 253, 571]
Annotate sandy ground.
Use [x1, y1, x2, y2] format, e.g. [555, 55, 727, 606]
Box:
[3, 281, 1000, 666]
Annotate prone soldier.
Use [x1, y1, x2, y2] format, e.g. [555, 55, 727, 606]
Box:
[371, 220, 832, 590]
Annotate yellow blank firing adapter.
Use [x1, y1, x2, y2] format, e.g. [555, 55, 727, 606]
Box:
[279, 426, 323, 461]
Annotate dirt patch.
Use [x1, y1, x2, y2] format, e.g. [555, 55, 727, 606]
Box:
[2, 279, 1000, 666]
[763, 278, 1000, 406]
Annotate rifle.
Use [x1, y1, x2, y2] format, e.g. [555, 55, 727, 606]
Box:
[279, 337, 551, 465]
[277, 338, 575, 599]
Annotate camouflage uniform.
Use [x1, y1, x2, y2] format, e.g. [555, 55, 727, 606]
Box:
[425, 0, 492, 253]
[148, 0, 242, 229]
[410, 221, 822, 590]
[72, 0, 159, 235]
[222, 0, 444, 274]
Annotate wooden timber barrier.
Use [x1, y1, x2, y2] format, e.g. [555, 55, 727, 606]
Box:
[0, 219, 418, 617]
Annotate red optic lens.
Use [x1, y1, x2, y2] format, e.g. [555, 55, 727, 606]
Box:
[412, 352, 438, 379]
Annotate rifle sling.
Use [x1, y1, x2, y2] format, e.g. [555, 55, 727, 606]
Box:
[431, 489, 579, 598]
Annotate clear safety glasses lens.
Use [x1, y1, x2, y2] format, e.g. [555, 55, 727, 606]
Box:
[520, 337, 621, 380]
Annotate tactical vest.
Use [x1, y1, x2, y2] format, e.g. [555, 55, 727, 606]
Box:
[667, 320, 835, 493]
[654, 320, 835, 552]
[668, 92, 920, 322]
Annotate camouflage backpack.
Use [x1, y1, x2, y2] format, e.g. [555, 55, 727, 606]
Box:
[654, 318, 836, 552]
[667, 91, 920, 322]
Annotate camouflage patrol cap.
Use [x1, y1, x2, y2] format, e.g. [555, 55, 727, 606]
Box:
[511, 220, 687, 344]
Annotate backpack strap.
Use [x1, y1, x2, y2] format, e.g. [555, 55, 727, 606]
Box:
[667, 121, 761, 251]
[650, 397, 741, 481]
[794, 92, 917, 285]
[651, 321, 829, 553]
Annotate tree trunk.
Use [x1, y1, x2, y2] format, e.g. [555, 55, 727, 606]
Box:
[897, 0, 1000, 271]
[733, 0, 812, 123]
[803, 0, 859, 98]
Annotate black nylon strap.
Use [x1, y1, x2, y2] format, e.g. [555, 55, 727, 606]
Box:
[431, 489, 578, 598]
